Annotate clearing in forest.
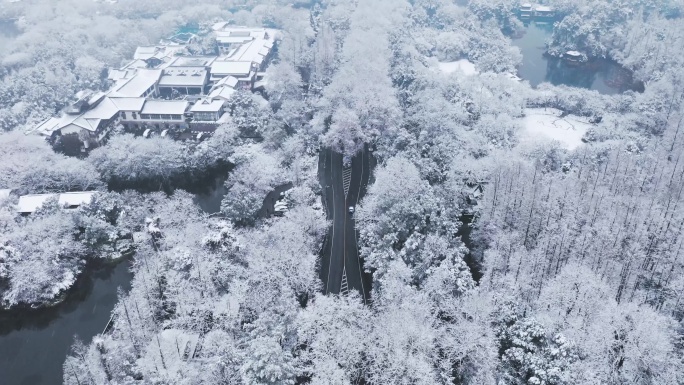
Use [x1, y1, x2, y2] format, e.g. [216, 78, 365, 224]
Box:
[518, 108, 591, 150]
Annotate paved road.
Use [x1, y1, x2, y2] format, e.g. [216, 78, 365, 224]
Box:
[318, 148, 373, 303]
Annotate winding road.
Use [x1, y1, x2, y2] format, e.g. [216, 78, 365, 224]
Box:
[318, 148, 373, 303]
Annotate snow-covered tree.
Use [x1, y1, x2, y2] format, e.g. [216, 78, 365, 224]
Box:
[88, 134, 187, 187]
[1, 207, 87, 307]
[220, 146, 288, 223]
[0, 131, 103, 194]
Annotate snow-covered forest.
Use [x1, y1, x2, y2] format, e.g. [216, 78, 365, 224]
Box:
[1, 0, 684, 384]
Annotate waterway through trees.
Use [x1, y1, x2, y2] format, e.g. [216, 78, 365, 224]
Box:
[0, 260, 133, 385]
[512, 21, 644, 94]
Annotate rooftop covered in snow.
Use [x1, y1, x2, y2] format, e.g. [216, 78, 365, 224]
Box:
[213, 27, 278, 68]
[109, 97, 146, 112]
[208, 86, 236, 101]
[190, 99, 224, 112]
[17, 192, 98, 214]
[211, 61, 253, 77]
[168, 56, 217, 67]
[212, 75, 239, 90]
[17, 194, 55, 213]
[133, 45, 186, 61]
[58, 192, 98, 208]
[141, 100, 189, 115]
[158, 67, 209, 87]
[36, 96, 122, 135]
[109, 69, 162, 97]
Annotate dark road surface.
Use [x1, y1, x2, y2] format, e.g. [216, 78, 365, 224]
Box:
[319, 148, 373, 303]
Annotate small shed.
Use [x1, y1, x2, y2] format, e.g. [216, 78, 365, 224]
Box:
[17, 193, 57, 214]
[17, 191, 97, 214]
[58, 192, 97, 209]
[465, 182, 486, 206]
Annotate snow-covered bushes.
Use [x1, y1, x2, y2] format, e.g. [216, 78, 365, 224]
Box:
[0, 206, 87, 307]
[0, 131, 103, 195]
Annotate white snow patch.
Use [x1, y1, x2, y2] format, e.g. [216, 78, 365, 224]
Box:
[17, 193, 55, 213]
[50, 269, 78, 299]
[518, 108, 591, 151]
[140, 329, 200, 377]
[438, 59, 478, 76]
[0, 189, 11, 200]
[505, 73, 522, 82]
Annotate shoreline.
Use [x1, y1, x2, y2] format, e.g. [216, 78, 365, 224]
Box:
[0, 253, 132, 319]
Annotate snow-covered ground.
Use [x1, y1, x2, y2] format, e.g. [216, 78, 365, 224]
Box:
[140, 329, 199, 377]
[518, 108, 591, 150]
[436, 59, 521, 82]
[438, 59, 478, 76]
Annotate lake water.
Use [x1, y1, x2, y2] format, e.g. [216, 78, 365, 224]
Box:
[458, 214, 483, 282]
[194, 177, 294, 221]
[193, 175, 229, 214]
[0, 260, 133, 385]
[0, 18, 19, 51]
[511, 22, 641, 94]
[0, 19, 19, 37]
[0, 172, 227, 385]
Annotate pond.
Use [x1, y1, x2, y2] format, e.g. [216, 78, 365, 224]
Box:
[0, 18, 20, 37]
[0, 169, 228, 385]
[511, 22, 643, 94]
[192, 169, 294, 219]
[193, 174, 229, 214]
[0, 18, 19, 50]
[0, 260, 133, 385]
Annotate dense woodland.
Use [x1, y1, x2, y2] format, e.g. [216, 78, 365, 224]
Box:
[1, 0, 684, 384]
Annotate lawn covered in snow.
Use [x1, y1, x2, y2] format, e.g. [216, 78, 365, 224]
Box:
[437, 59, 478, 76]
[518, 108, 592, 150]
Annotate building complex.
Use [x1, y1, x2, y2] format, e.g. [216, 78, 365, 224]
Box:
[33, 25, 279, 151]
[518, 3, 556, 20]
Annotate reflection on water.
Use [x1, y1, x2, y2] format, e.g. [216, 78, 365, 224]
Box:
[0, 260, 133, 385]
[193, 175, 229, 214]
[511, 22, 642, 94]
